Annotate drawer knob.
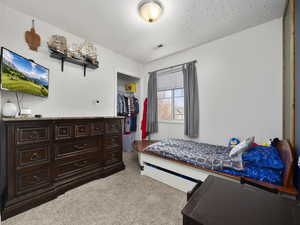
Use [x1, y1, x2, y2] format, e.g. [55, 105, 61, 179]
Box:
[30, 153, 39, 161]
[32, 175, 40, 182]
[79, 127, 85, 132]
[30, 132, 38, 139]
[73, 144, 88, 150]
[75, 160, 88, 167]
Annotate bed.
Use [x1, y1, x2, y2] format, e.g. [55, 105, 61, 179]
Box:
[134, 139, 298, 197]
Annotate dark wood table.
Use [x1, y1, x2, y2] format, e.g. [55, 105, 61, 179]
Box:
[182, 176, 300, 225]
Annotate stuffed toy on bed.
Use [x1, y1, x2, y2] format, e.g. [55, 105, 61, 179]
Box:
[228, 138, 240, 148]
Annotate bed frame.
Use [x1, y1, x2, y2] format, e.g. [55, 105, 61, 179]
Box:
[134, 140, 298, 197]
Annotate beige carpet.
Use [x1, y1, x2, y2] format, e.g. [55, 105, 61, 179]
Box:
[3, 152, 186, 225]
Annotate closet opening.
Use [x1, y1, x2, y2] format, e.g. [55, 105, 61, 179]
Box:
[116, 72, 140, 152]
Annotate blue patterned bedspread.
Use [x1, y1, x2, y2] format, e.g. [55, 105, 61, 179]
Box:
[144, 139, 284, 185]
[144, 139, 243, 171]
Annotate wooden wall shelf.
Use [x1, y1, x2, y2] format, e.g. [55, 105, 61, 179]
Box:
[50, 51, 99, 76]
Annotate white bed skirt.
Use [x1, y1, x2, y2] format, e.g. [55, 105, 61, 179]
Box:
[138, 152, 236, 192]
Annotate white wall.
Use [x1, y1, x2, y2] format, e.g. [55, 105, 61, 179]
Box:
[0, 3, 283, 144]
[143, 19, 283, 145]
[0, 3, 144, 117]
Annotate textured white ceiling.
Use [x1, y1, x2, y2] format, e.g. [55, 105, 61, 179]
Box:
[0, 0, 286, 63]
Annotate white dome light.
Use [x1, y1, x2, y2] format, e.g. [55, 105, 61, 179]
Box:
[139, 1, 163, 23]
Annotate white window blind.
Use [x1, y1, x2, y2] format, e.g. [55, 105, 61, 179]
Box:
[157, 69, 184, 91]
[157, 67, 184, 121]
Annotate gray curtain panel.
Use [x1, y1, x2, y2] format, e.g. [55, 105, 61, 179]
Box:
[147, 72, 158, 134]
[183, 62, 199, 137]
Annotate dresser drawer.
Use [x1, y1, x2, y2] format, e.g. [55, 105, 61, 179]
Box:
[103, 135, 122, 149]
[16, 145, 50, 168]
[54, 154, 99, 179]
[16, 126, 50, 145]
[104, 148, 122, 166]
[75, 122, 90, 137]
[55, 123, 74, 140]
[105, 120, 122, 134]
[91, 121, 104, 136]
[54, 137, 98, 159]
[16, 167, 51, 195]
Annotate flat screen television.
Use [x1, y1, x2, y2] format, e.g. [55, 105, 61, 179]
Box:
[0, 47, 49, 97]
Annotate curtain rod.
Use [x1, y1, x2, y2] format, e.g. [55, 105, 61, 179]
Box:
[150, 60, 197, 74]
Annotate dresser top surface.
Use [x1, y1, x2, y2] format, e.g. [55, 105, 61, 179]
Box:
[1, 116, 124, 122]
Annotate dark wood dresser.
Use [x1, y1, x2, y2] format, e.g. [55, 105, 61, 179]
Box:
[0, 117, 125, 220]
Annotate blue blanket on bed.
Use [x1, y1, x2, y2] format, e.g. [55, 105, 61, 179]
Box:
[219, 145, 284, 185]
[145, 139, 284, 185]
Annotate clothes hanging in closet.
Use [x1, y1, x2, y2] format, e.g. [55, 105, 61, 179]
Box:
[117, 93, 139, 133]
[117, 94, 128, 116]
[124, 117, 131, 134]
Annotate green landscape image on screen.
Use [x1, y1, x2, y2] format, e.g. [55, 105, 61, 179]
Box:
[1, 48, 49, 97]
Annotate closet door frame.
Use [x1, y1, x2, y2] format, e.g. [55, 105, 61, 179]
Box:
[283, 0, 296, 147]
[114, 69, 140, 116]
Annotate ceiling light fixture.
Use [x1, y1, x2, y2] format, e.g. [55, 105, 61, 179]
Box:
[138, 1, 163, 23]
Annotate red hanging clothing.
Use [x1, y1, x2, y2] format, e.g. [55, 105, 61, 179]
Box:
[141, 98, 148, 139]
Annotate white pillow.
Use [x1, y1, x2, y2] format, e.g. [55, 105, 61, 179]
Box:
[229, 136, 255, 157]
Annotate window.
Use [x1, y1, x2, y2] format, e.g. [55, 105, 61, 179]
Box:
[158, 88, 184, 120]
[157, 69, 184, 121]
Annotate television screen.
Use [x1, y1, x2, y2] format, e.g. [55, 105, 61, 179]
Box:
[1, 47, 49, 97]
